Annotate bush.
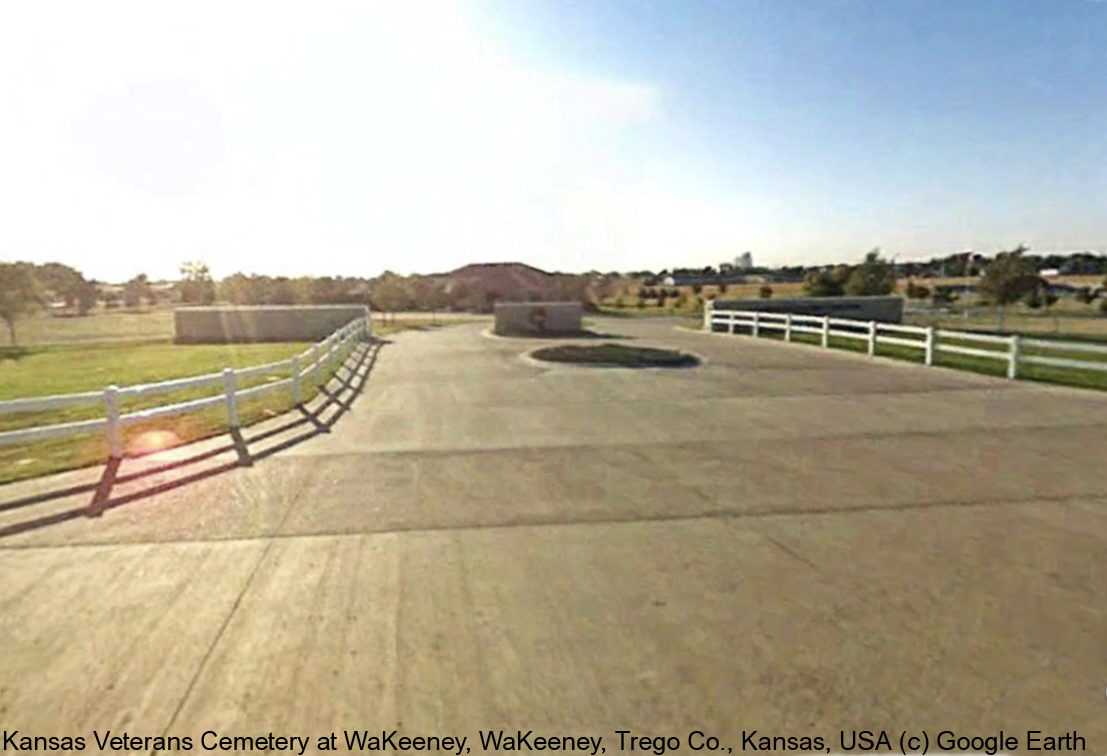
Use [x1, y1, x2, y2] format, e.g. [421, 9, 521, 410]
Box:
[803, 267, 848, 297]
[905, 280, 931, 300]
[932, 286, 959, 306]
[759, 285, 773, 299]
[1075, 287, 1097, 304]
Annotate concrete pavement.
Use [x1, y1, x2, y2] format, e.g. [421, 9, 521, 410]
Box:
[1, 318, 1104, 750]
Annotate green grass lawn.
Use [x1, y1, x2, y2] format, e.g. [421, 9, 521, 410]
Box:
[705, 324, 1107, 392]
[0, 338, 356, 485]
[0, 340, 313, 399]
[0, 319, 480, 484]
[6, 309, 175, 346]
[6, 309, 481, 347]
[905, 301, 1107, 341]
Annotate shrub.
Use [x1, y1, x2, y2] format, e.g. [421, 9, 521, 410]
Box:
[905, 280, 931, 300]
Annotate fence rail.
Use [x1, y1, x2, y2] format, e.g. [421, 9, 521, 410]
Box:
[705, 305, 1107, 384]
[0, 316, 371, 455]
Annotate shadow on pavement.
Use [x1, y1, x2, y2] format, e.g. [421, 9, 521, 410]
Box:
[0, 339, 386, 539]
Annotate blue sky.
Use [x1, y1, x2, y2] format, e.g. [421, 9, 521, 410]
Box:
[2, 0, 1106, 280]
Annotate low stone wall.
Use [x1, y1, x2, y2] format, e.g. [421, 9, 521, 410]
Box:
[174, 305, 369, 343]
[712, 296, 903, 324]
[494, 302, 582, 335]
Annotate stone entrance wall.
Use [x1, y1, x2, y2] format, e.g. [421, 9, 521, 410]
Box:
[493, 302, 583, 335]
[174, 305, 369, 343]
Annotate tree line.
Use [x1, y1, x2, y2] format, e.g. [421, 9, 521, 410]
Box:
[5, 247, 1107, 345]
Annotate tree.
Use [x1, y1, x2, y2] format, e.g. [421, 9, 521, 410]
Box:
[371, 271, 414, 318]
[843, 249, 896, 296]
[1074, 287, 1097, 305]
[177, 262, 215, 304]
[931, 286, 959, 307]
[551, 274, 593, 308]
[759, 285, 773, 299]
[33, 263, 84, 307]
[691, 283, 703, 295]
[803, 267, 847, 297]
[978, 245, 1043, 329]
[0, 262, 46, 345]
[905, 280, 931, 300]
[122, 273, 154, 308]
[76, 281, 99, 314]
[718, 283, 728, 295]
[412, 276, 449, 320]
[33, 262, 98, 314]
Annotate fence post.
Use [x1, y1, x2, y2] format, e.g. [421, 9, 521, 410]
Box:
[752, 311, 760, 338]
[223, 368, 238, 428]
[821, 316, 830, 347]
[290, 356, 302, 404]
[1007, 335, 1021, 379]
[314, 343, 323, 385]
[703, 301, 712, 331]
[784, 314, 792, 342]
[868, 321, 877, 356]
[924, 326, 935, 366]
[727, 313, 735, 335]
[103, 385, 122, 458]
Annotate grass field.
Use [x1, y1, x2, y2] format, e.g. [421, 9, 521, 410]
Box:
[696, 323, 1107, 392]
[905, 301, 1107, 340]
[0, 339, 328, 484]
[0, 318, 477, 484]
[6, 309, 175, 346]
[5, 309, 480, 347]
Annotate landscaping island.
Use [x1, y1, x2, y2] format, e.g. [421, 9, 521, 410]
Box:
[529, 343, 699, 368]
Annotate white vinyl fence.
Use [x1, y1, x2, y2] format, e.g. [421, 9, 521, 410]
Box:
[705, 304, 1107, 382]
[0, 316, 370, 456]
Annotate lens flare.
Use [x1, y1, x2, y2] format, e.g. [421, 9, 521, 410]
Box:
[127, 429, 181, 456]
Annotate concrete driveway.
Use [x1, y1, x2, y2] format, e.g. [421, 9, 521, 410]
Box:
[1, 318, 1104, 750]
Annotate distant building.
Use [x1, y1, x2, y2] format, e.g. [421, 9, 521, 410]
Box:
[736, 252, 753, 271]
[443, 262, 560, 310]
